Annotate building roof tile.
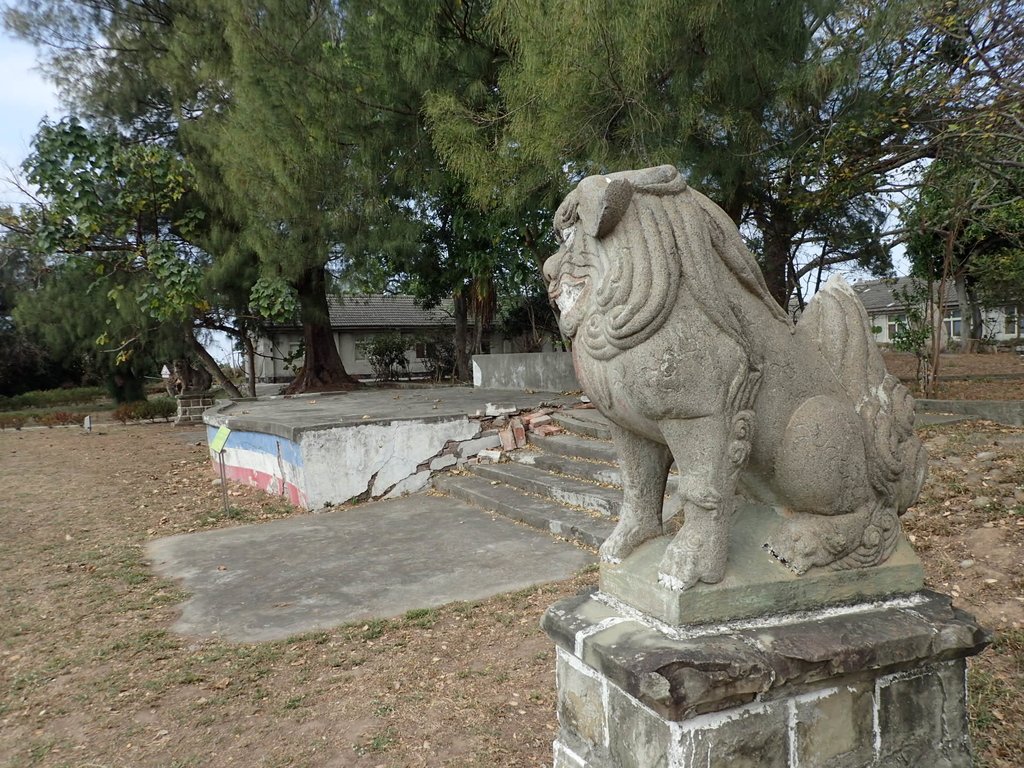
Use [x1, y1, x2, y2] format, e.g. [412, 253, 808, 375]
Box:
[325, 295, 454, 329]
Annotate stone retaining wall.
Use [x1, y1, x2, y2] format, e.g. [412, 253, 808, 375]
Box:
[472, 352, 579, 392]
[175, 391, 215, 425]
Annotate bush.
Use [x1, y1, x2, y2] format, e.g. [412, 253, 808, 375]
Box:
[112, 398, 177, 424]
[138, 398, 177, 421]
[0, 386, 106, 412]
[0, 415, 26, 430]
[359, 334, 410, 382]
[419, 336, 457, 383]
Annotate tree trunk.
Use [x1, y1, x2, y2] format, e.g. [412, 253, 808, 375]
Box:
[283, 266, 359, 395]
[759, 206, 795, 308]
[929, 230, 958, 396]
[954, 274, 975, 353]
[243, 333, 257, 398]
[454, 292, 470, 383]
[186, 331, 243, 398]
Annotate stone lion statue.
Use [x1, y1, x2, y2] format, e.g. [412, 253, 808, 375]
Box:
[544, 165, 927, 590]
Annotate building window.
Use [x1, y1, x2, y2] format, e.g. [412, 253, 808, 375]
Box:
[887, 314, 906, 341]
[1004, 306, 1020, 336]
[414, 341, 427, 359]
[943, 309, 962, 338]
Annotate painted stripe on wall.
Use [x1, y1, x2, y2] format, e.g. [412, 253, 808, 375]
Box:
[206, 426, 308, 507]
[205, 425, 304, 467]
[222, 464, 306, 507]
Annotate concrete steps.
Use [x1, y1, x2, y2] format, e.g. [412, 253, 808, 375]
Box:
[429, 408, 630, 550]
[551, 410, 613, 439]
[432, 473, 614, 550]
[529, 432, 620, 464]
[470, 462, 622, 518]
[515, 451, 624, 487]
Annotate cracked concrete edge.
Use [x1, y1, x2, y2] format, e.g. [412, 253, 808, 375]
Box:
[542, 589, 991, 720]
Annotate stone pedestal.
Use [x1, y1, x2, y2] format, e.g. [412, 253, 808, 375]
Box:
[175, 390, 215, 425]
[542, 588, 988, 768]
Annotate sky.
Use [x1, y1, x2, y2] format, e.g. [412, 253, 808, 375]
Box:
[0, 30, 63, 208]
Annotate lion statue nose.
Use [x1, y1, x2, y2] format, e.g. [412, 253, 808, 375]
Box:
[542, 253, 561, 288]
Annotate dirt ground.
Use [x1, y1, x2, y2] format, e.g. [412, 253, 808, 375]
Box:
[1, 416, 1021, 767]
[883, 351, 1024, 399]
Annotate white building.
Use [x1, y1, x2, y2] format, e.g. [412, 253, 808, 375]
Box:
[852, 277, 1023, 349]
[254, 294, 526, 382]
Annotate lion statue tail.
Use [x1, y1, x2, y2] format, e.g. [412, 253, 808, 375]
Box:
[795, 276, 928, 521]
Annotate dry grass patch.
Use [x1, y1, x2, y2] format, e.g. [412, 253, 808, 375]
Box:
[1, 419, 1020, 766]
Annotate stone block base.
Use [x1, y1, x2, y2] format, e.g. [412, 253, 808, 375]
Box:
[543, 590, 989, 768]
[600, 504, 924, 626]
[176, 391, 215, 425]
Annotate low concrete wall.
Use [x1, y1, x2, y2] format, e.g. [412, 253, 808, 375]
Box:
[917, 399, 1024, 426]
[472, 352, 578, 392]
[205, 406, 504, 509]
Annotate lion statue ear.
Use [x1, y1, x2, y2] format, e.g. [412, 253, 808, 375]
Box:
[577, 176, 634, 238]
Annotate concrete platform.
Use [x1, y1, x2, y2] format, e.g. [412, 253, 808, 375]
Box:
[202, 386, 577, 509]
[208, 386, 576, 440]
[147, 494, 594, 642]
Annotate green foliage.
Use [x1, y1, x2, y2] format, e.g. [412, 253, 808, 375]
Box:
[0, 386, 105, 412]
[112, 398, 176, 424]
[249, 277, 299, 324]
[358, 334, 410, 382]
[890, 280, 933, 354]
[7, 119, 210, 370]
[427, 0, 1024, 303]
[12, 260, 179, 391]
[24, 118, 192, 257]
[417, 335, 457, 383]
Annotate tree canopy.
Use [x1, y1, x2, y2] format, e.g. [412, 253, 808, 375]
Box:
[4, 0, 1024, 395]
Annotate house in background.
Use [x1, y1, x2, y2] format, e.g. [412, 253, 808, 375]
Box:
[254, 295, 451, 381]
[851, 277, 1024, 349]
[254, 294, 528, 382]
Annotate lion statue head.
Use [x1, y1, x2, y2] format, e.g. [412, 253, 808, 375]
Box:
[543, 165, 788, 361]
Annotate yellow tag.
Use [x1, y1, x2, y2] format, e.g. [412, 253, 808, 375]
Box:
[210, 425, 232, 453]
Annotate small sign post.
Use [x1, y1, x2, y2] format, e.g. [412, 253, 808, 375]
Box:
[210, 426, 232, 515]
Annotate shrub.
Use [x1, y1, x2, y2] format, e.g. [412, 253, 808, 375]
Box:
[51, 411, 83, 426]
[359, 333, 410, 382]
[0, 415, 26, 430]
[112, 402, 141, 424]
[138, 398, 177, 422]
[419, 336, 457, 383]
[0, 386, 106, 412]
[113, 398, 177, 424]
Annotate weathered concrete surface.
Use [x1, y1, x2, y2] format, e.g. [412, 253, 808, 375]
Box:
[202, 387, 577, 509]
[205, 386, 576, 441]
[600, 504, 924, 625]
[147, 494, 593, 642]
[472, 351, 579, 392]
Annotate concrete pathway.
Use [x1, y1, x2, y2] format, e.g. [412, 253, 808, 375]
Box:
[146, 494, 594, 643]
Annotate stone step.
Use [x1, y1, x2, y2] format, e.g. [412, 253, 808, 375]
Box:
[551, 410, 613, 439]
[514, 451, 680, 495]
[515, 451, 623, 486]
[470, 462, 622, 518]
[529, 433, 619, 464]
[432, 474, 613, 550]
